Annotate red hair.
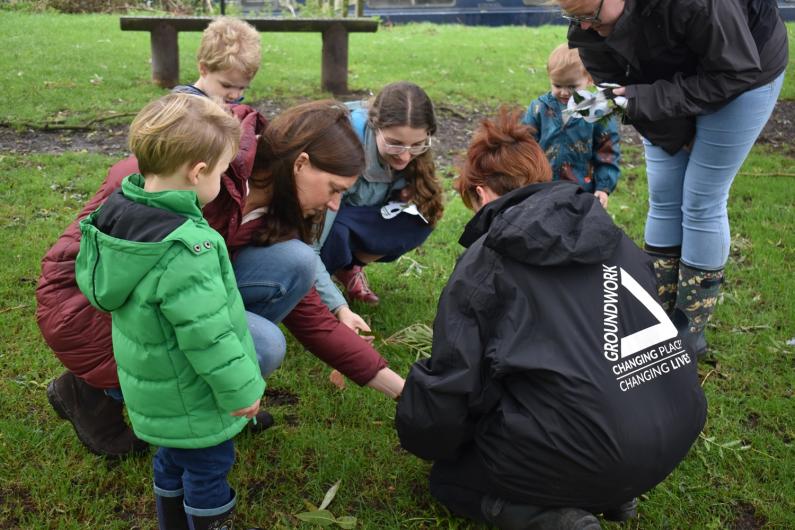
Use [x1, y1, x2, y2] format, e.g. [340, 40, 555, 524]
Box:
[455, 107, 552, 210]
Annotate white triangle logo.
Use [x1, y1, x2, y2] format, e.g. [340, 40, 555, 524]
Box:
[618, 267, 678, 358]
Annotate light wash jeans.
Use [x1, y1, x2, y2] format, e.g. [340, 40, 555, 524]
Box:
[643, 72, 784, 271]
[234, 239, 316, 376]
[104, 240, 315, 402]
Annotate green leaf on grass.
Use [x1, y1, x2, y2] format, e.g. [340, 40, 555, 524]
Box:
[335, 515, 357, 528]
[319, 479, 341, 510]
[296, 509, 336, 527]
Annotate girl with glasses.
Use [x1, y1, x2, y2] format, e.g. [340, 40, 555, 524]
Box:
[558, 0, 787, 359]
[316, 82, 444, 312]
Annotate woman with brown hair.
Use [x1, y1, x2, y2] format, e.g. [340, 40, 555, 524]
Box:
[396, 108, 706, 529]
[317, 81, 444, 310]
[38, 100, 405, 459]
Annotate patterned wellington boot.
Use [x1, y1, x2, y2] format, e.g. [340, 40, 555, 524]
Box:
[644, 245, 680, 315]
[672, 263, 724, 359]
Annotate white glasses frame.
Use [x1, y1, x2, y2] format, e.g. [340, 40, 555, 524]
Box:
[377, 130, 433, 156]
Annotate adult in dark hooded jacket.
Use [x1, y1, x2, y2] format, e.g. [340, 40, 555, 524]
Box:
[395, 110, 707, 529]
[555, 0, 787, 358]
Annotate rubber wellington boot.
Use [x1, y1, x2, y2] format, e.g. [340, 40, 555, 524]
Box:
[645, 245, 681, 315]
[672, 263, 724, 359]
[155, 490, 189, 530]
[47, 371, 148, 457]
[481, 495, 602, 530]
[185, 494, 262, 530]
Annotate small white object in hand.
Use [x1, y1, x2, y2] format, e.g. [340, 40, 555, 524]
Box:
[563, 84, 626, 123]
[563, 89, 612, 123]
[381, 201, 429, 224]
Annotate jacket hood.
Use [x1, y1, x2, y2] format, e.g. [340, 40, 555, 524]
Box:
[459, 181, 622, 266]
[77, 175, 206, 312]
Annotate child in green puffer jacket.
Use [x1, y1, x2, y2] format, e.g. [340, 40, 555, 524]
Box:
[76, 93, 266, 530]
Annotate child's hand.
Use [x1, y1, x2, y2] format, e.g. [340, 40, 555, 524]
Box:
[231, 398, 261, 419]
[594, 191, 609, 209]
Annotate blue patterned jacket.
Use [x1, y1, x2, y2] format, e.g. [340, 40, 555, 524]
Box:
[522, 92, 621, 194]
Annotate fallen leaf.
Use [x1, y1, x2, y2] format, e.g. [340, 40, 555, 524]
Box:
[329, 369, 346, 390]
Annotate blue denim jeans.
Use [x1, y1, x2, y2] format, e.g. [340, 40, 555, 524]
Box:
[643, 72, 784, 270]
[103, 241, 314, 398]
[234, 240, 316, 374]
[153, 439, 236, 515]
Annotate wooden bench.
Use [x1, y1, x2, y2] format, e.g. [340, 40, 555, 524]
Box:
[120, 16, 379, 94]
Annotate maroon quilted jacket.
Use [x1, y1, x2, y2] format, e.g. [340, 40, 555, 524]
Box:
[36, 105, 387, 389]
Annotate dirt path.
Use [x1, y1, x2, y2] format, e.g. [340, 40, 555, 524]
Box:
[1, 101, 794, 167]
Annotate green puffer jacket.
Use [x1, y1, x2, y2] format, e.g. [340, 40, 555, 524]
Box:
[76, 174, 265, 449]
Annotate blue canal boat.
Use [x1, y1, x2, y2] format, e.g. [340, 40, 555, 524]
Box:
[240, 0, 795, 26]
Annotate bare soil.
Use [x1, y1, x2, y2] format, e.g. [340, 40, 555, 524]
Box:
[1, 100, 793, 166]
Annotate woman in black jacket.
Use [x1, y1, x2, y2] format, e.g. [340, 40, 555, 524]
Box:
[557, 0, 787, 357]
[395, 109, 707, 529]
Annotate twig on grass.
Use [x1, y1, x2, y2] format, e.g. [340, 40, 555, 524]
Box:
[384, 322, 433, 361]
[0, 112, 137, 132]
[0, 303, 28, 314]
[435, 103, 468, 119]
[700, 369, 716, 387]
[397, 255, 427, 277]
[738, 171, 795, 178]
[699, 432, 776, 461]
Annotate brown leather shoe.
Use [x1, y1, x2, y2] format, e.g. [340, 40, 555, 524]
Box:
[334, 265, 380, 305]
[47, 371, 149, 458]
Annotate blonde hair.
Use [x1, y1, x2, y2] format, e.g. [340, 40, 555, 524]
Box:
[197, 17, 261, 78]
[129, 93, 241, 178]
[547, 43, 589, 79]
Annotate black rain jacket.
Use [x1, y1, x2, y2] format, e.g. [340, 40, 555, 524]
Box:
[568, 0, 788, 154]
[396, 182, 707, 510]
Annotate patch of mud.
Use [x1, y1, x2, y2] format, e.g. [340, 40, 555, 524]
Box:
[730, 501, 768, 530]
[1, 101, 793, 166]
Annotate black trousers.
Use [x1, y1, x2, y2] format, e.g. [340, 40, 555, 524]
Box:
[429, 447, 491, 523]
[429, 444, 541, 524]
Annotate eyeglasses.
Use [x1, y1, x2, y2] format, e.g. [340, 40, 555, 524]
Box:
[377, 130, 432, 156]
[561, 0, 604, 24]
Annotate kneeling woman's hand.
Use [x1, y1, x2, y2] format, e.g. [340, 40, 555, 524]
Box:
[335, 305, 374, 343]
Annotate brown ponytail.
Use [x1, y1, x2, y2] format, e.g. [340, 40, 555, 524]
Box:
[455, 106, 552, 210]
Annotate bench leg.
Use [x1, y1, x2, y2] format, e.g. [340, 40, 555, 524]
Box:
[150, 23, 179, 89]
[321, 24, 349, 94]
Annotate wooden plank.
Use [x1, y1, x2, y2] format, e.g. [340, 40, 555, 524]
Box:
[120, 16, 378, 33]
[149, 22, 179, 88]
[321, 22, 348, 94]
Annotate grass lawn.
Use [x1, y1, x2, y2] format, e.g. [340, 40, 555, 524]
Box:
[1, 10, 794, 529]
